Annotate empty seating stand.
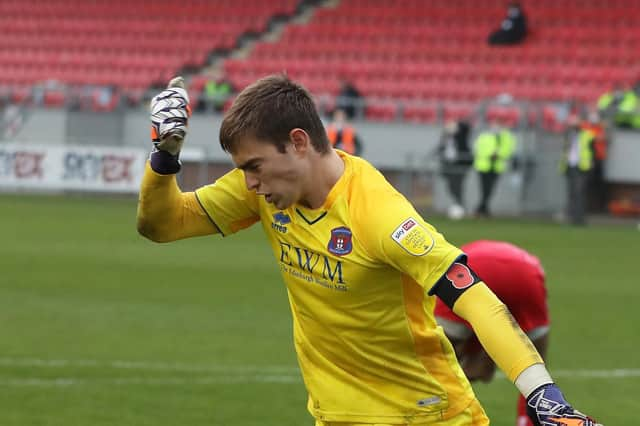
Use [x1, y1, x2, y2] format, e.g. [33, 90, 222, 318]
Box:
[0, 0, 298, 110]
[224, 0, 640, 122]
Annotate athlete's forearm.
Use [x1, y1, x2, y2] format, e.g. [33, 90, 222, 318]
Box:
[452, 283, 543, 383]
[137, 161, 218, 242]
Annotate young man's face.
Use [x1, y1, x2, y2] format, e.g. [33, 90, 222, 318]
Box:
[231, 136, 306, 210]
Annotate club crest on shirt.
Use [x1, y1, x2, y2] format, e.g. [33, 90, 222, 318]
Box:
[327, 227, 353, 256]
[391, 217, 434, 256]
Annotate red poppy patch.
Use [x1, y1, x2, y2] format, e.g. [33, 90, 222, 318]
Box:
[445, 263, 475, 289]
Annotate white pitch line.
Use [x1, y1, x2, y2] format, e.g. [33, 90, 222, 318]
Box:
[552, 368, 640, 378]
[0, 357, 638, 388]
[493, 368, 640, 380]
[0, 357, 299, 374]
[2, 369, 640, 388]
[0, 375, 303, 387]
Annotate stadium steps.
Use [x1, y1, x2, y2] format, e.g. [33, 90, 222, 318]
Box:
[188, 0, 331, 110]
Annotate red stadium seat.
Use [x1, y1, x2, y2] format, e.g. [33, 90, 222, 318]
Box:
[486, 105, 522, 128]
[10, 86, 32, 104]
[365, 102, 398, 121]
[403, 104, 438, 123]
[443, 104, 475, 122]
[43, 90, 66, 108]
[541, 105, 567, 133]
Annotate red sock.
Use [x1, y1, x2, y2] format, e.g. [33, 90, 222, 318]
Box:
[517, 395, 534, 426]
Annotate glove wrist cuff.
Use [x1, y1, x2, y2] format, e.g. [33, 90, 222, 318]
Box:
[150, 149, 181, 175]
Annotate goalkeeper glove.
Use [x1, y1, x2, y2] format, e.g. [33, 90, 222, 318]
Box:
[149, 76, 191, 174]
[526, 383, 602, 426]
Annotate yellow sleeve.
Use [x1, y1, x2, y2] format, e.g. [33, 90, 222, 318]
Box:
[354, 187, 462, 290]
[136, 162, 219, 242]
[194, 167, 260, 236]
[452, 283, 544, 382]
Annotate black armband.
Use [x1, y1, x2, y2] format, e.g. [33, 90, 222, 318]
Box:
[150, 149, 181, 175]
[428, 256, 482, 309]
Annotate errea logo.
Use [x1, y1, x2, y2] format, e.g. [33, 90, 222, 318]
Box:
[271, 212, 291, 233]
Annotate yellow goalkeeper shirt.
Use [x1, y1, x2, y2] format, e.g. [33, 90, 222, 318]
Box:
[195, 151, 476, 423]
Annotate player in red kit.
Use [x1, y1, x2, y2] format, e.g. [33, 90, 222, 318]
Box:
[435, 240, 549, 426]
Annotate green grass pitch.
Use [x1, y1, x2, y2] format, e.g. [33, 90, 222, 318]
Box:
[1, 194, 637, 425]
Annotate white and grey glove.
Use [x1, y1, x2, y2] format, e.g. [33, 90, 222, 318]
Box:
[150, 76, 191, 156]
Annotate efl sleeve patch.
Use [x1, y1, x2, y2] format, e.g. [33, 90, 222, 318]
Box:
[428, 257, 481, 309]
[390, 217, 435, 256]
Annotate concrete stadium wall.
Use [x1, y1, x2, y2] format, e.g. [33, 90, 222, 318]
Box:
[120, 111, 538, 216]
[12, 109, 67, 144]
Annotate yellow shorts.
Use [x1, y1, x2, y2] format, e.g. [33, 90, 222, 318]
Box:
[314, 399, 489, 426]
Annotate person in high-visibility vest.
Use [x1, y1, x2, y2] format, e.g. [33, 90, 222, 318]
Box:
[597, 82, 640, 129]
[203, 75, 234, 112]
[326, 108, 363, 156]
[473, 118, 517, 216]
[617, 86, 640, 129]
[597, 84, 625, 120]
[581, 110, 609, 213]
[561, 114, 596, 225]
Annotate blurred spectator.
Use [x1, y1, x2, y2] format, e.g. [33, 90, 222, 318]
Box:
[336, 79, 362, 120]
[201, 71, 234, 112]
[97, 86, 114, 108]
[473, 117, 517, 217]
[488, 1, 528, 45]
[560, 114, 595, 225]
[32, 80, 64, 106]
[326, 108, 363, 156]
[94, 85, 119, 111]
[581, 110, 609, 212]
[615, 81, 640, 129]
[2, 104, 24, 139]
[598, 81, 640, 129]
[437, 119, 473, 219]
[597, 83, 626, 119]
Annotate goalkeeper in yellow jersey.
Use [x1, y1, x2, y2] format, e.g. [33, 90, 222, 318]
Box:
[138, 75, 601, 426]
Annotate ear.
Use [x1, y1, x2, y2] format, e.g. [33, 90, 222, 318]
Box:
[289, 128, 311, 155]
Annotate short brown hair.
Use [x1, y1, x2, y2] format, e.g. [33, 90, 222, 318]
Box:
[219, 74, 330, 154]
